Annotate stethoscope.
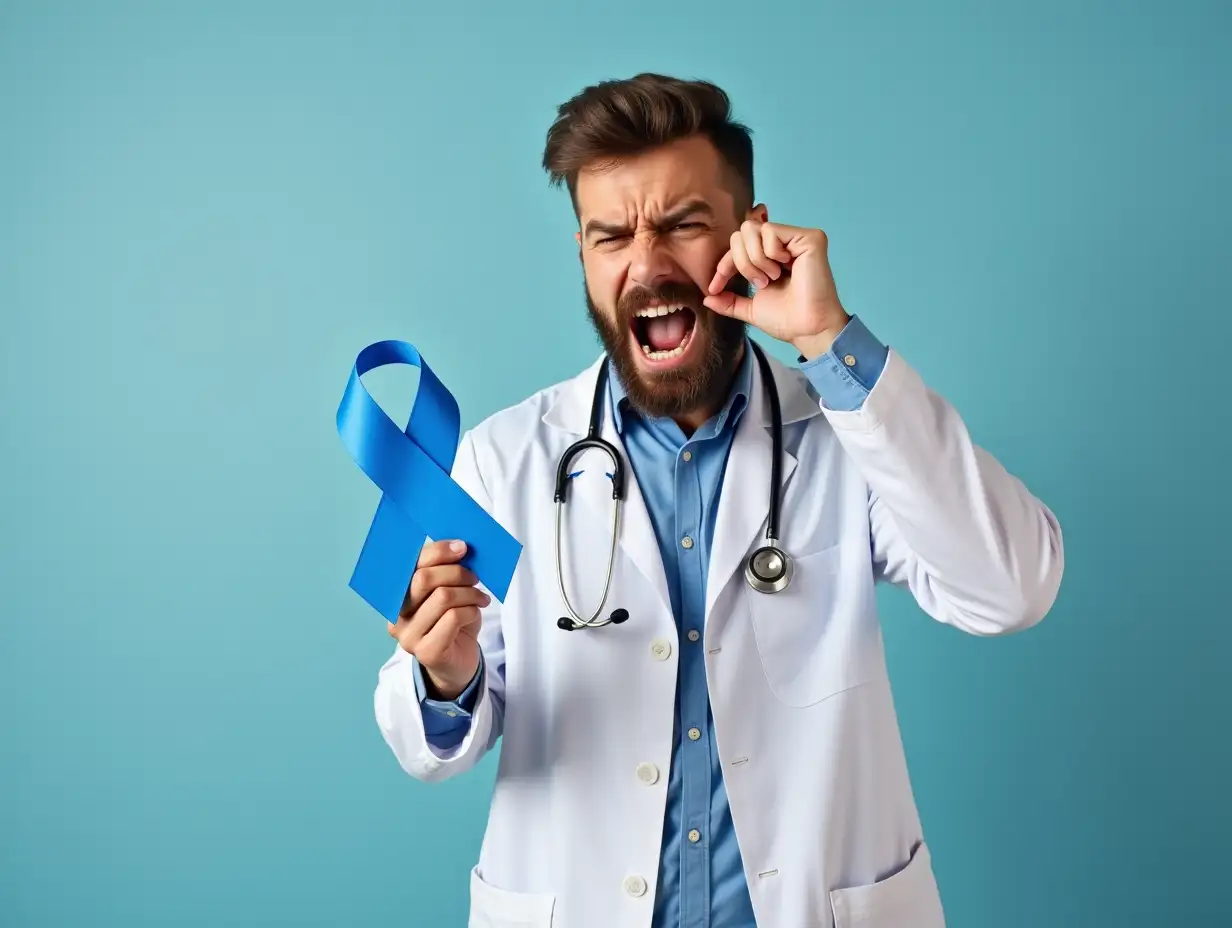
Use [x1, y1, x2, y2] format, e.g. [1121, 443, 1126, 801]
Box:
[554, 340, 791, 632]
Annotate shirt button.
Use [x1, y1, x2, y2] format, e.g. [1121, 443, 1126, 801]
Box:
[445, 710, 457, 717]
[687, 727, 701, 741]
[843, 353, 857, 367]
[636, 762, 660, 785]
[650, 639, 672, 661]
[688, 829, 701, 843]
[624, 875, 647, 897]
[682, 450, 692, 462]
[681, 535, 694, 549]
[687, 629, 700, 643]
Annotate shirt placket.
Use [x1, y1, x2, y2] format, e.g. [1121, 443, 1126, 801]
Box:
[676, 436, 711, 927]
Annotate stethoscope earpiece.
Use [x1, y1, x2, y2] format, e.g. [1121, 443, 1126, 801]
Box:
[557, 608, 630, 631]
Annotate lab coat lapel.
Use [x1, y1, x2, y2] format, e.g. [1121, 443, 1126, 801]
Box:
[705, 352, 799, 619]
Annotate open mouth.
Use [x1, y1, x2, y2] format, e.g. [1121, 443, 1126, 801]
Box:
[629, 304, 698, 363]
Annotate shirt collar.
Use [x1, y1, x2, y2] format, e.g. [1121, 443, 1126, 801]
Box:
[607, 337, 755, 439]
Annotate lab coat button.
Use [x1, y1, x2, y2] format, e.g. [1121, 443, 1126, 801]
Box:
[650, 639, 671, 661]
[636, 762, 659, 785]
[624, 875, 647, 897]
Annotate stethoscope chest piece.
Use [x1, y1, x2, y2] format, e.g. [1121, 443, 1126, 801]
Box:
[745, 544, 793, 594]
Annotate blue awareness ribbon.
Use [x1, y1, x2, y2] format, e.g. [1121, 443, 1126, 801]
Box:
[336, 340, 522, 621]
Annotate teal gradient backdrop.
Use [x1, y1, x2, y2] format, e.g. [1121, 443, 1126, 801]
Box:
[2, 2, 1228, 925]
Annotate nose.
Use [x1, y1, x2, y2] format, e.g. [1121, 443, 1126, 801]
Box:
[627, 232, 676, 290]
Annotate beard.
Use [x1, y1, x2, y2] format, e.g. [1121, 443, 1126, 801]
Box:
[584, 276, 748, 420]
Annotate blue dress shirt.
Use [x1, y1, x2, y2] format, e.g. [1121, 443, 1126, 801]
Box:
[410, 315, 890, 926]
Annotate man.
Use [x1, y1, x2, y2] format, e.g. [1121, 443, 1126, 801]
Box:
[375, 73, 1063, 928]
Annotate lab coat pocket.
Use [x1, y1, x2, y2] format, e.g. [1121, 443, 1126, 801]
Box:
[745, 543, 883, 707]
[468, 865, 556, 928]
[829, 842, 946, 928]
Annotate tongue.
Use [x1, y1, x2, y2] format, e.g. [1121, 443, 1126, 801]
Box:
[645, 313, 688, 350]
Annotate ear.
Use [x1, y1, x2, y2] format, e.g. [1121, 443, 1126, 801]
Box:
[745, 202, 769, 223]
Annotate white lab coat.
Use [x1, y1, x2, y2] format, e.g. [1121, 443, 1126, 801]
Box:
[375, 346, 1064, 928]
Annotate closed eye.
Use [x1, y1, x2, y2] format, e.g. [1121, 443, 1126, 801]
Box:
[593, 221, 706, 246]
[669, 221, 709, 235]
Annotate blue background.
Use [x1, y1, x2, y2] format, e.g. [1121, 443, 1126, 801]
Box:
[2, 2, 1228, 925]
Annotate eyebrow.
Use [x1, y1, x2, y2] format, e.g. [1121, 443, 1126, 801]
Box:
[583, 198, 716, 240]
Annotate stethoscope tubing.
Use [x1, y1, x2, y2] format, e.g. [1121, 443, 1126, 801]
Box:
[554, 340, 788, 630]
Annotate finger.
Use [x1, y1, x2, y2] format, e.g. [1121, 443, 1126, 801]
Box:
[394, 585, 491, 652]
[414, 606, 482, 665]
[740, 221, 782, 282]
[764, 221, 827, 260]
[404, 563, 481, 617]
[405, 584, 490, 638]
[416, 539, 468, 570]
[708, 250, 737, 295]
[703, 289, 755, 324]
[727, 231, 769, 291]
[403, 540, 470, 614]
[760, 222, 793, 264]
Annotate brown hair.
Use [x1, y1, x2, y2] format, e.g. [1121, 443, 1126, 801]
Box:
[542, 73, 754, 214]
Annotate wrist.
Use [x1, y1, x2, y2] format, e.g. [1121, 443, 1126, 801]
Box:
[791, 311, 850, 361]
[423, 664, 474, 702]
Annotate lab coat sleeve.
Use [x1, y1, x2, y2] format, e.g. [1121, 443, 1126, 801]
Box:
[373, 427, 507, 782]
[820, 349, 1064, 635]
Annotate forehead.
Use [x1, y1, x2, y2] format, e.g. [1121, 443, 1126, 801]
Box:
[574, 135, 736, 222]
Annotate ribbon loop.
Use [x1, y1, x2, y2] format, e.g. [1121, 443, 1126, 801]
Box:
[337, 340, 522, 620]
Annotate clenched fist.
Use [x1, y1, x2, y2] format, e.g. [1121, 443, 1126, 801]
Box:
[703, 217, 851, 360]
[387, 539, 488, 701]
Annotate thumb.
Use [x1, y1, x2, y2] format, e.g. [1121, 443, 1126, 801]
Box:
[703, 291, 754, 323]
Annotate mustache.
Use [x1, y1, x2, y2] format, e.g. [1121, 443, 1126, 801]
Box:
[616, 280, 706, 319]
[615, 274, 751, 321]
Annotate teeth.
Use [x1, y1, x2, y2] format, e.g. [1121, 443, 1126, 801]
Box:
[640, 328, 692, 361]
[634, 304, 686, 318]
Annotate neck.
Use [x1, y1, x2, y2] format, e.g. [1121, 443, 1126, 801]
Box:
[670, 340, 746, 436]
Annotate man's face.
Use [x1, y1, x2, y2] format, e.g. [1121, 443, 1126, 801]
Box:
[575, 135, 757, 420]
